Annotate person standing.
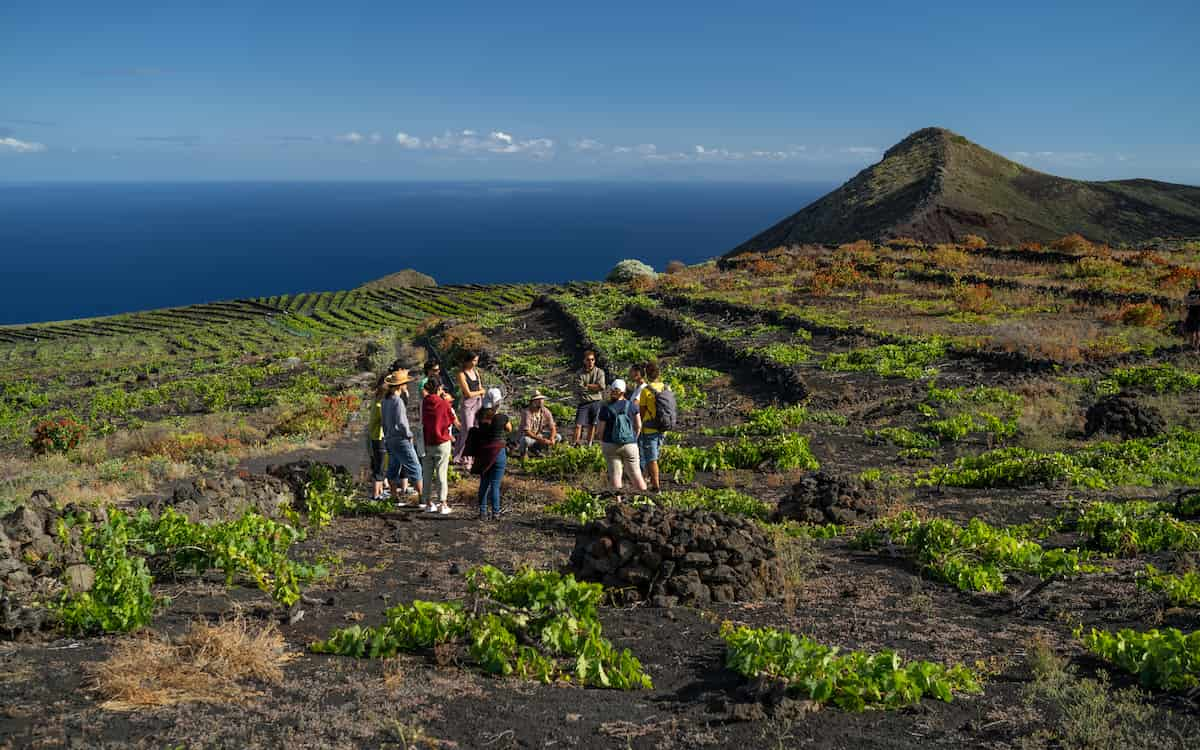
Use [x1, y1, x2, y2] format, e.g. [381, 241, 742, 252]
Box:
[518, 390, 560, 457]
[420, 377, 460, 514]
[366, 374, 388, 501]
[1185, 286, 1200, 351]
[628, 364, 647, 405]
[637, 361, 668, 492]
[453, 352, 486, 469]
[572, 350, 606, 447]
[466, 388, 511, 520]
[381, 369, 422, 504]
[597, 379, 647, 496]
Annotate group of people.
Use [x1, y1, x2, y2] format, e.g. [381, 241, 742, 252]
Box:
[367, 353, 509, 520]
[365, 347, 676, 519]
[570, 350, 672, 497]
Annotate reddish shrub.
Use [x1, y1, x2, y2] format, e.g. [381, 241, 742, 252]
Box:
[1052, 234, 1094, 254]
[954, 283, 997, 314]
[962, 234, 988, 250]
[1112, 302, 1165, 328]
[31, 416, 87, 455]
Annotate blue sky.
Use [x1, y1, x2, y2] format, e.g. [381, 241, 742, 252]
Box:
[2, 0, 1198, 183]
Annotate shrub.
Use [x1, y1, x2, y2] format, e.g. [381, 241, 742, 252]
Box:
[1067, 257, 1124, 279]
[853, 511, 1095, 592]
[1080, 627, 1200, 691]
[953, 283, 997, 314]
[665, 260, 687, 274]
[312, 566, 653, 690]
[962, 234, 988, 249]
[606, 259, 657, 283]
[1113, 302, 1165, 328]
[1019, 241, 1044, 252]
[31, 415, 87, 455]
[1138, 565, 1200, 607]
[932, 244, 971, 269]
[807, 260, 862, 296]
[721, 622, 981, 711]
[1053, 234, 1095, 254]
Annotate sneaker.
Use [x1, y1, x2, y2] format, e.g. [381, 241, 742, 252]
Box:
[439, 505, 453, 515]
[425, 503, 440, 513]
[403, 486, 419, 497]
[479, 511, 490, 521]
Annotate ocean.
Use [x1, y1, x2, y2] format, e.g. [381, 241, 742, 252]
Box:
[0, 181, 828, 326]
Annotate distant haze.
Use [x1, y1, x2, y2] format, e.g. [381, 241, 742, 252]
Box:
[0, 181, 829, 325]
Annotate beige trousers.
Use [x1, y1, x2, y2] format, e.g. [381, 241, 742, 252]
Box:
[601, 442, 646, 491]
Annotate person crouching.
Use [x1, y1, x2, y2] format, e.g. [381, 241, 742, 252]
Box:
[518, 390, 560, 457]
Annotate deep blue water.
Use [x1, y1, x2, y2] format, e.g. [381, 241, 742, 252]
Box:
[0, 181, 827, 325]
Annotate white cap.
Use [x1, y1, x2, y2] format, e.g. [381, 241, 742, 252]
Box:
[482, 386, 504, 409]
[610, 379, 627, 393]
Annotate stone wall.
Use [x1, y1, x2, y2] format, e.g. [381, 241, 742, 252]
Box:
[569, 504, 785, 607]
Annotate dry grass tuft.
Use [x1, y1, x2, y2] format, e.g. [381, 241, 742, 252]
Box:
[89, 617, 288, 710]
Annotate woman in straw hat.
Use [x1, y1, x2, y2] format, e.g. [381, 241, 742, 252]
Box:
[381, 369, 423, 503]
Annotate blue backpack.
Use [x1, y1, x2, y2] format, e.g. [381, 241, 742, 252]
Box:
[610, 400, 637, 445]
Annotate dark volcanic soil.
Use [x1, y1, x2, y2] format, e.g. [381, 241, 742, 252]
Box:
[3, 305, 1200, 749]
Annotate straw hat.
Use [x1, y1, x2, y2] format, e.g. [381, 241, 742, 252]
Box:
[384, 369, 415, 387]
[528, 389, 547, 402]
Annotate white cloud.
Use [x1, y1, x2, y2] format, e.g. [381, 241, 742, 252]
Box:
[841, 146, 879, 156]
[335, 132, 365, 144]
[395, 132, 422, 149]
[426, 129, 555, 157]
[0, 137, 46, 153]
[571, 137, 604, 152]
[369, 132, 382, 144]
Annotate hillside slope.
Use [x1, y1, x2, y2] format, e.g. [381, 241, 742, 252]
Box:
[727, 127, 1200, 253]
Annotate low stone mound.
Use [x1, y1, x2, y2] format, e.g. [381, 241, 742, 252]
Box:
[147, 473, 294, 524]
[1, 490, 100, 636]
[772, 471, 879, 525]
[569, 504, 785, 607]
[267, 460, 354, 508]
[1084, 392, 1165, 439]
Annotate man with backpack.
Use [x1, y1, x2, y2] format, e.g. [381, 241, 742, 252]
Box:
[637, 361, 675, 492]
[597, 379, 647, 496]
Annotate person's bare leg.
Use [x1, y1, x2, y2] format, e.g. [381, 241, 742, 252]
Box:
[587, 425, 597, 446]
[573, 424, 583, 446]
[648, 461, 660, 491]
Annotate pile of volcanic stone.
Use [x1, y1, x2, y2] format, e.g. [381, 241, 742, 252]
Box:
[1085, 392, 1166, 439]
[143, 471, 295, 524]
[569, 504, 785, 607]
[772, 471, 879, 525]
[1, 490, 100, 635]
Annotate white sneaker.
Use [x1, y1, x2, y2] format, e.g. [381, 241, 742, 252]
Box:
[439, 505, 453, 515]
[425, 503, 440, 513]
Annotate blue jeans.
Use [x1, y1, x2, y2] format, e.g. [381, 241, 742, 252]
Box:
[639, 432, 664, 469]
[478, 448, 507, 515]
[385, 438, 422, 485]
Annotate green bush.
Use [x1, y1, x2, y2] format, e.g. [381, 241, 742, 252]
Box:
[1081, 627, 1200, 691]
[1077, 501, 1200, 555]
[53, 511, 159, 635]
[312, 565, 652, 690]
[919, 429, 1200, 490]
[721, 622, 981, 711]
[822, 339, 947, 379]
[854, 511, 1096, 592]
[1138, 565, 1200, 606]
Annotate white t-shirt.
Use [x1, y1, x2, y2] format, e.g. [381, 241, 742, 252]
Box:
[630, 382, 647, 404]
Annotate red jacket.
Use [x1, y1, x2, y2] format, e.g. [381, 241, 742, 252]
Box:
[422, 394, 455, 446]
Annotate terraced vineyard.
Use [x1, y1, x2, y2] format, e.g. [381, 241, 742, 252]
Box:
[3, 242, 1200, 749]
